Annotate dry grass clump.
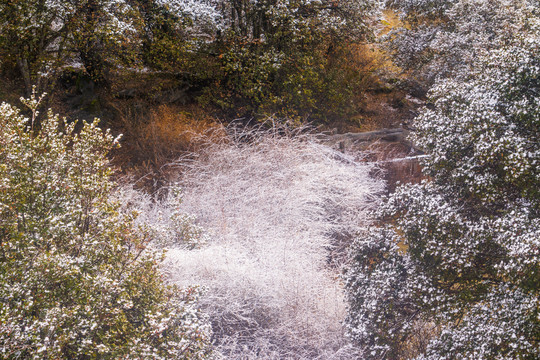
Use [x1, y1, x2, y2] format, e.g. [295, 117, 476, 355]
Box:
[143, 125, 385, 359]
[142, 104, 224, 161]
[112, 102, 225, 191]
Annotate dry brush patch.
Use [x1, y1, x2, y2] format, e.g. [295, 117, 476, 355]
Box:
[129, 126, 386, 359]
[111, 102, 225, 190]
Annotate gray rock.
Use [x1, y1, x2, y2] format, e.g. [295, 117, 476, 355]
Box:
[116, 89, 137, 99]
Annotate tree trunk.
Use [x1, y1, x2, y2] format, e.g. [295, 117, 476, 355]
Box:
[78, 0, 108, 85]
[17, 57, 32, 96]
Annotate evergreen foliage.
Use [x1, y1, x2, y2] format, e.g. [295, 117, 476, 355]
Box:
[0, 0, 380, 121]
[0, 0, 139, 91]
[386, 0, 539, 84]
[200, 0, 379, 120]
[0, 93, 212, 359]
[345, 3, 540, 358]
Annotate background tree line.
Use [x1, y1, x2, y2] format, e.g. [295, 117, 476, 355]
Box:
[0, 0, 380, 122]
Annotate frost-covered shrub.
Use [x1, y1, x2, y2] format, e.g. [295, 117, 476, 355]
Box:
[159, 126, 384, 359]
[118, 186, 209, 250]
[386, 0, 539, 84]
[0, 94, 212, 359]
[345, 228, 432, 359]
[346, 14, 540, 360]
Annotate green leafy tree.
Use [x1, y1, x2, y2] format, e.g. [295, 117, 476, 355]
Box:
[201, 0, 379, 121]
[0, 0, 65, 94]
[0, 93, 212, 359]
[0, 0, 145, 91]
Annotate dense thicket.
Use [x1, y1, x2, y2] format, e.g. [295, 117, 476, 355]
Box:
[3, 1, 538, 359]
[0, 94, 212, 359]
[0, 0, 379, 121]
[198, 0, 378, 120]
[385, 0, 539, 86]
[345, 1, 540, 359]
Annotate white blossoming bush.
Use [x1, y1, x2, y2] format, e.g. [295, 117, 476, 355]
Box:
[345, 13, 539, 360]
[0, 94, 212, 359]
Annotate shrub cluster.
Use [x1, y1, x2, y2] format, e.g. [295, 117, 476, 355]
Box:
[0, 94, 212, 359]
[345, 2, 540, 358]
